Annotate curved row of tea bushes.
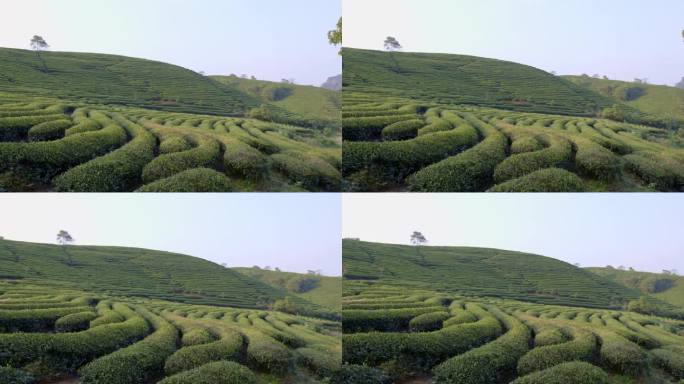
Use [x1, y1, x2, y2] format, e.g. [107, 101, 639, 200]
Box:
[343, 301, 437, 310]
[381, 119, 424, 141]
[511, 136, 544, 154]
[219, 136, 268, 180]
[137, 168, 233, 192]
[600, 314, 660, 349]
[66, 118, 101, 136]
[571, 136, 620, 181]
[510, 362, 609, 384]
[243, 329, 292, 374]
[55, 311, 98, 332]
[142, 133, 221, 183]
[493, 134, 573, 182]
[0, 113, 67, 141]
[78, 306, 179, 384]
[342, 109, 415, 118]
[0, 303, 149, 369]
[159, 136, 193, 154]
[90, 301, 126, 328]
[0, 306, 92, 332]
[343, 124, 479, 183]
[164, 325, 243, 375]
[443, 304, 478, 327]
[54, 114, 157, 191]
[180, 328, 215, 346]
[624, 151, 684, 191]
[342, 114, 420, 141]
[342, 306, 445, 333]
[271, 151, 341, 191]
[488, 168, 584, 192]
[651, 348, 684, 380]
[408, 114, 508, 191]
[433, 307, 531, 384]
[593, 328, 647, 376]
[27, 119, 73, 141]
[296, 346, 341, 378]
[533, 326, 567, 347]
[158, 361, 256, 384]
[409, 311, 450, 332]
[516, 326, 597, 375]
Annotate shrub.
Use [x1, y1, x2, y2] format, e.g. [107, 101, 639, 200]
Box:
[158, 361, 256, 384]
[164, 328, 243, 375]
[27, 119, 72, 141]
[572, 137, 620, 181]
[493, 135, 573, 182]
[488, 168, 584, 192]
[381, 119, 423, 141]
[651, 348, 684, 380]
[53, 115, 156, 191]
[0, 306, 92, 332]
[0, 114, 66, 141]
[160, 136, 192, 154]
[65, 119, 101, 136]
[221, 139, 268, 180]
[330, 364, 391, 384]
[342, 114, 420, 141]
[296, 347, 340, 377]
[517, 327, 597, 375]
[142, 135, 221, 182]
[271, 151, 341, 191]
[511, 136, 543, 154]
[596, 330, 646, 376]
[418, 118, 452, 136]
[510, 362, 609, 384]
[55, 311, 98, 332]
[534, 328, 566, 347]
[137, 168, 233, 192]
[409, 311, 450, 332]
[623, 152, 683, 191]
[79, 306, 179, 384]
[181, 329, 215, 346]
[244, 331, 291, 373]
[342, 306, 445, 333]
[90, 301, 125, 328]
[0, 366, 34, 384]
[433, 308, 531, 384]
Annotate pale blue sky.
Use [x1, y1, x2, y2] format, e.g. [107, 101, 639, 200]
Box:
[344, 0, 684, 86]
[1, 0, 341, 86]
[343, 194, 684, 274]
[0, 194, 341, 276]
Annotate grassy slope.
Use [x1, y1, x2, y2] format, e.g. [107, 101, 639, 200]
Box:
[343, 240, 642, 309]
[0, 47, 258, 116]
[342, 47, 615, 116]
[233, 267, 342, 311]
[0, 239, 315, 310]
[566, 75, 684, 121]
[587, 267, 684, 308]
[212, 76, 341, 122]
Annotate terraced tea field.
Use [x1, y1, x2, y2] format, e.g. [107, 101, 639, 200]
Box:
[0, 281, 341, 384]
[341, 48, 684, 192]
[0, 96, 340, 192]
[342, 101, 684, 191]
[341, 283, 684, 384]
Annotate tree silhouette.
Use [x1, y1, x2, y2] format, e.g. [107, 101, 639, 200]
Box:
[30, 35, 50, 73]
[410, 231, 427, 246]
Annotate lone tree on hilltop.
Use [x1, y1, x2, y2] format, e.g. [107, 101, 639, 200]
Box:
[410, 231, 427, 246]
[328, 17, 342, 55]
[30, 35, 50, 73]
[384, 36, 402, 51]
[56, 230, 74, 245]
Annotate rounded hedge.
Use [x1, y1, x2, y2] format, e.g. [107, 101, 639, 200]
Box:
[488, 168, 584, 192]
[330, 364, 391, 384]
[158, 361, 256, 384]
[381, 119, 424, 141]
[510, 362, 609, 384]
[164, 328, 243, 375]
[517, 327, 597, 375]
[181, 328, 215, 346]
[409, 311, 450, 332]
[137, 168, 232, 192]
[493, 135, 573, 183]
[55, 311, 98, 332]
[160, 136, 192, 154]
[27, 119, 72, 141]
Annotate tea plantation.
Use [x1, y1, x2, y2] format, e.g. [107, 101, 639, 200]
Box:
[341, 48, 684, 192]
[341, 240, 684, 383]
[587, 268, 684, 309]
[0, 48, 341, 192]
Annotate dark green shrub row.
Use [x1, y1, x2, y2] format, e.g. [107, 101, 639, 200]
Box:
[418, 118, 452, 136]
[517, 327, 597, 375]
[342, 306, 445, 333]
[342, 311, 502, 368]
[493, 135, 573, 182]
[510, 362, 609, 384]
[0, 306, 92, 332]
[55, 311, 98, 332]
[90, 301, 125, 328]
[0, 114, 66, 141]
[578, 122, 632, 155]
[342, 109, 415, 118]
[342, 114, 420, 141]
[488, 168, 584, 192]
[601, 315, 660, 349]
[572, 137, 620, 181]
[66, 118, 101, 136]
[651, 348, 684, 380]
[330, 364, 391, 384]
[142, 135, 221, 183]
[221, 138, 268, 180]
[296, 346, 341, 377]
[443, 307, 478, 327]
[409, 311, 450, 332]
[343, 124, 479, 183]
[0, 303, 149, 369]
[244, 330, 292, 374]
[343, 302, 438, 310]
[534, 327, 567, 347]
[0, 123, 127, 182]
[0, 366, 34, 384]
[408, 116, 507, 191]
[511, 136, 544, 154]
[0, 301, 87, 310]
[381, 119, 424, 141]
[54, 115, 156, 191]
[271, 151, 341, 191]
[160, 136, 192, 154]
[158, 361, 256, 384]
[164, 327, 243, 375]
[137, 168, 233, 192]
[595, 330, 646, 376]
[181, 328, 215, 346]
[624, 152, 684, 191]
[78, 306, 179, 384]
[433, 307, 531, 384]
[27, 119, 72, 141]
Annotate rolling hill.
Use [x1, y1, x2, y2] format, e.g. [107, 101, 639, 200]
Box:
[342, 48, 614, 116]
[566, 75, 684, 124]
[212, 76, 341, 124]
[233, 267, 342, 311]
[0, 238, 330, 314]
[0, 47, 258, 116]
[587, 267, 684, 309]
[343, 240, 644, 309]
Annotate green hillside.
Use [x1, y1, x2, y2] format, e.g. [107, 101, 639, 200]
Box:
[587, 267, 684, 309]
[0, 48, 257, 116]
[566, 75, 684, 124]
[212, 76, 341, 125]
[342, 48, 614, 116]
[233, 267, 342, 311]
[343, 240, 643, 309]
[0, 239, 327, 313]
